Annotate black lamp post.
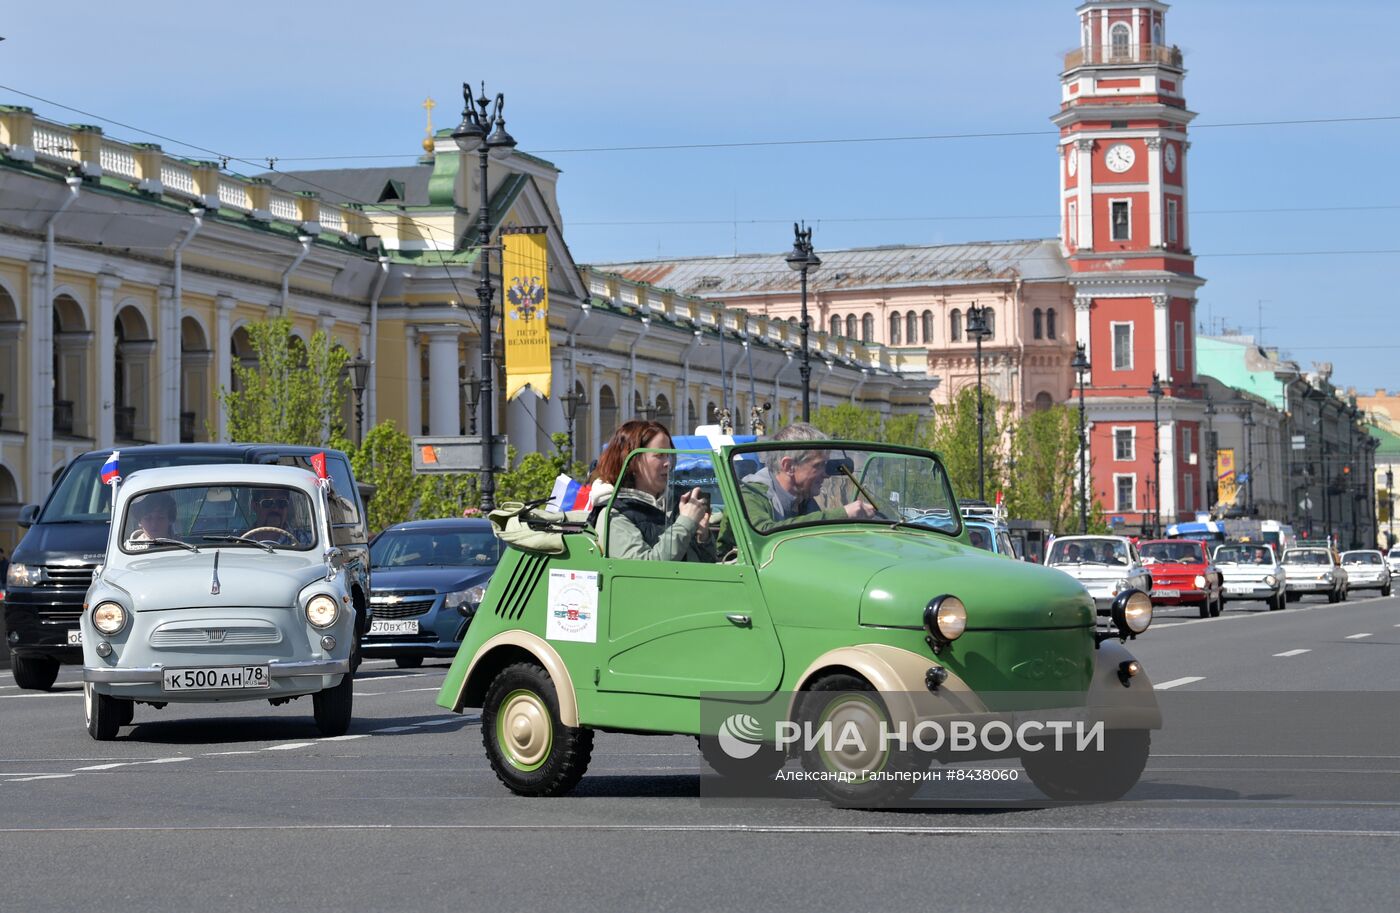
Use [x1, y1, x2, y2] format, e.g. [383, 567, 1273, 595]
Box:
[459, 368, 481, 435]
[1148, 372, 1164, 537]
[560, 388, 587, 459]
[453, 81, 517, 512]
[1243, 405, 1256, 516]
[1387, 467, 1394, 549]
[967, 304, 991, 502]
[785, 222, 821, 422]
[1071, 342, 1090, 534]
[1203, 391, 1217, 514]
[344, 351, 370, 446]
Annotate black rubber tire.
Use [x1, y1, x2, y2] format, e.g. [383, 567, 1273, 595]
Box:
[481, 662, 593, 797]
[1383, 585, 1392, 598]
[1328, 587, 1340, 604]
[84, 683, 122, 741]
[1197, 599, 1211, 619]
[394, 656, 424, 669]
[796, 674, 927, 808]
[12, 654, 60, 691]
[313, 656, 355, 737]
[1269, 592, 1286, 611]
[1339, 586, 1349, 602]
[697, 733, 788, 781]
[1211, 594, 1223, 617]
[1021, 729, 1151, 802]
[1286, 591, 1300, 603]
[116, 698, 135, 727]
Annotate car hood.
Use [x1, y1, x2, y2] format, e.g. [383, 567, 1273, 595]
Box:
[758, 529, 1094, 630]
[1044, 563, 1138, 584]
[1144, 562, 1208, 579]
[98, 550, 327, 611]
[12, 522, 111, 565]
[369, 565, 495, 593]
[1216, 563, 1281, 578]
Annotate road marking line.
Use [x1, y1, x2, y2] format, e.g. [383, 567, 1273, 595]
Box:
[398, 687, 441, 693]
[370, 726, 419, 733]
[1346, 633, 1374, 639]
[1154, 676, 1205, 690]
[320, 734, 368, 742]
[0, 692, 82, 699]
[412, 718, 461, 727]
[202, 751, 257, 756]
[5, 774, 77, 783]
[72, 762, 131, 771]
[1274, 649, 1311, 657]
[352, 692, 384, 697]
[262, 743, 314, 751]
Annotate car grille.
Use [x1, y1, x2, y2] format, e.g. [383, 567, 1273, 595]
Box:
[150, 623, 283, 647]
[5, 564, 97, 625]
[370, 589, 437, 619]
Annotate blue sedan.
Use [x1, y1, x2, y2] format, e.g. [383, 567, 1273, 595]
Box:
[364, 518, 501, 668]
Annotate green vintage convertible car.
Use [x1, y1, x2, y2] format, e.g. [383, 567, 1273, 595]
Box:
[436, 440, 1159, 804]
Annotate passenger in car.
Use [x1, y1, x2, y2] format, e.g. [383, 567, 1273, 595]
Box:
[738, 423, 875, 531]
[126, 492, 178, 547]
[589, 421, 715, 562]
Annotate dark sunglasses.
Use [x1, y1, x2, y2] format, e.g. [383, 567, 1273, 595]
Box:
[257, 498, 289, 510]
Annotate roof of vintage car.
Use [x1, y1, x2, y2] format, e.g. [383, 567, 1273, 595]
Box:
[380, 518, 494, 532]
[116, 463, 319, 496]
[71, 443, 345, 461]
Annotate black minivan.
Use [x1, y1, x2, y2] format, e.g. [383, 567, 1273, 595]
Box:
[4, 445, 372, 690]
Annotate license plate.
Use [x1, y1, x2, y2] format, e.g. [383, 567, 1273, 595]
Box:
[67, 629, 83, 645]
[1225, 584, 1254, 594]
[369, 619, 419, 636]
[161, 666, 270, 692]
[1153, 589, 1180, 598]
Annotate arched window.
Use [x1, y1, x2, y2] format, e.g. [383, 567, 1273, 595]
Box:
[950, 309, 963, 342]
[1152, 21, 1163, 47]
[921, 309, 933, 343]
[906, 311, 918, 344]
[845, 314, 857, 338]
[888, 313, 901, 345]
[1034, 391, 1054, 412]
[1110, 22, 1131, 59]
[1033, 308, 1044, 340]
[861, 314, 874, 343]
[1047, 308, 1058, 340]
[829, 315, 841, 337]
[598, 385, 618, 440]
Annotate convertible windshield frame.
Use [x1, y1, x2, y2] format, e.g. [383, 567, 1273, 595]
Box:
[725, 441, 962, 540]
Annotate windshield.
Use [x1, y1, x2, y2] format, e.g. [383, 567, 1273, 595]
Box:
[728, 443, 960, 537]
[1047, 538, 1130, 566]
[1140, 541, 1205, 564]
[120, 484, 316, 553]
[371, 527, 502, 568]
[1214, 545, 1274, 565]
[1342, 551, 1382, 565]
[41, 453, 238, 523]
[1283, 550, 1331, 566]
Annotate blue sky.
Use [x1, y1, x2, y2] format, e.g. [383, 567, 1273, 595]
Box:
[4, 1, 1398, 390]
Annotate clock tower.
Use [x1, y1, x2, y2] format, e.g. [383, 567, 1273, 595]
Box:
[1054, 0, 1207, 533]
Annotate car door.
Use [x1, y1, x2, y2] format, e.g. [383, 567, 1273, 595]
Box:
[597, 451, 783, 699]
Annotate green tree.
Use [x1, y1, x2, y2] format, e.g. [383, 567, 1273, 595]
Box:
[931, 387, 1007, 504]
[1006, 405, 1079, 533]
[811, 403, 932, 448]
[216, 316, 350, 446]
[345, 421, 418, 532]
[496, 434, 588, 504]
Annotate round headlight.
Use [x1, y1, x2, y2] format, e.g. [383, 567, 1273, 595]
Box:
[305, 594, 340, 628]
[1264, 574, 1277, 586]
[92, 602, 127, 635]
[1193, 575, 1206, 589]
[923, 595, 967, 644]
[1111, 589, 1153, 635]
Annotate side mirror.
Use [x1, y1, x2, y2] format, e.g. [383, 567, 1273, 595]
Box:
[324, 547, 346, 581]
[825, 458, 855, 475]
[18, 504, 39, 528]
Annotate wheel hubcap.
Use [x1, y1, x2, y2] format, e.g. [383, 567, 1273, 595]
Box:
[818, 694, 886, 778]
[498, 689, 552, 771]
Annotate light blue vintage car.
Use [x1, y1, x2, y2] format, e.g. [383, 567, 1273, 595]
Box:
[80, 464, 358, 740]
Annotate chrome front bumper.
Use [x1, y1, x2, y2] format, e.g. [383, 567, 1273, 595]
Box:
[84, 657, 349, 684]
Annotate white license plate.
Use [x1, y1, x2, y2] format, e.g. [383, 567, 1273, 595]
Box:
[161, 665, 270, 692]
[1225, 585, 1255, 594]
[1153, 589, 1180, 598]
[369, 619, 419, 636]
[67, 629, 83, 645]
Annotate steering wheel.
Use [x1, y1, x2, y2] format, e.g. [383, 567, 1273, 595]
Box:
[243, 526, 296, 545]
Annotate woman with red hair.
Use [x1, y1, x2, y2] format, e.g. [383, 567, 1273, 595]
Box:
[589, 420, 714, 562]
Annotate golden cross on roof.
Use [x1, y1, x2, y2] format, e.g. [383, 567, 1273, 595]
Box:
[422, 96, 436, 154]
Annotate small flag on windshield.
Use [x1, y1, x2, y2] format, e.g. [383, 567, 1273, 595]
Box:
[311, 452, 328, 480]
[100, 450, 121, 485]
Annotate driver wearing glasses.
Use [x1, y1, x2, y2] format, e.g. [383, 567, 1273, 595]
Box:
[244, 488, 308, 546]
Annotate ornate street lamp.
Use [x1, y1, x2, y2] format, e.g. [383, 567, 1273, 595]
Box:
[1243, 405, 1256, 516]
[343, 351, 371, 446]
[458, 368, 481, 435]
[1203, 391, 1217, 514]
[453, 80, 517, 512]
[1071, 342, 1090, 534]
[966, 304, 992, 502]
[785, 222, 821, 422]
[1148, 372, 1164, 538]
[560, 388, 587, 459]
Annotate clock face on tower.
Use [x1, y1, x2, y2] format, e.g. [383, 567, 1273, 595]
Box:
[1067, 148, 1077, 176]
[1105, 143, 1136, 173]
[1164, 143, 1178, 173]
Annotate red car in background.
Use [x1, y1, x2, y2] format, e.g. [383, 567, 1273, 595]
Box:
[1139, 538, 1225, 618]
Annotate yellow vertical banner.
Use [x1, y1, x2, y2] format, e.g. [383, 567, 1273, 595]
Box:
[501, 227, 552, 400]
[1216, 448, 1238, 506]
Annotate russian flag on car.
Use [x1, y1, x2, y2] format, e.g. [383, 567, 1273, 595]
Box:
[100, 450, 121, 485]
[547, 474, 591, 512]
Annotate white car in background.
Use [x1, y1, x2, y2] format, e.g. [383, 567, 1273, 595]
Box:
[1385, 547, 1400, 579]
[1341, 550, 1392, 596]
[1212, 542, 1287, 611]
[1043, 535, 1152, 612]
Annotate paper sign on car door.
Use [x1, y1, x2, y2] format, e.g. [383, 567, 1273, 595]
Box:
[546, 569, 599, 643]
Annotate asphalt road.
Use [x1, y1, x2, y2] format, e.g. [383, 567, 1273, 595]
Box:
[2, 591, 1397, 913]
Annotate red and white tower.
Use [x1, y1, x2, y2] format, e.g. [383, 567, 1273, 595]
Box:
[1055, 0, 1206, 534]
